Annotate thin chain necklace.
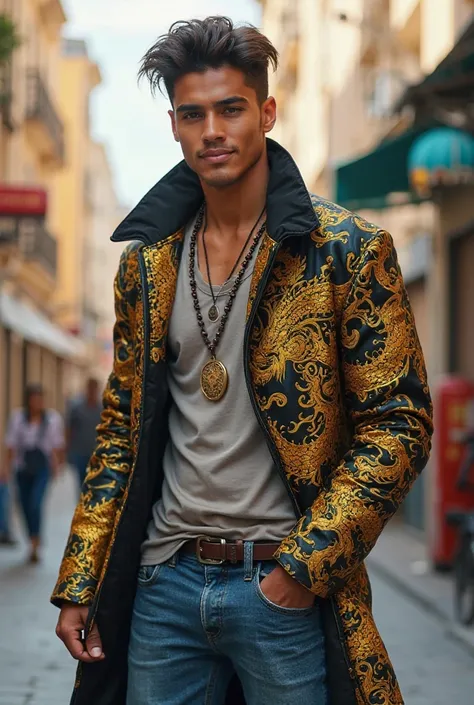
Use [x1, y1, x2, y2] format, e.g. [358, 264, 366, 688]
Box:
[189, 204, 266, 402]
[202, 204, 266, 322]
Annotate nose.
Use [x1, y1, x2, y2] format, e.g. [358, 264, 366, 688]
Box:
[202, 112, 225, 143]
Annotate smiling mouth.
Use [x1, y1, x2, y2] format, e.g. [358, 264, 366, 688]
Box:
[200, 150, 234, 164]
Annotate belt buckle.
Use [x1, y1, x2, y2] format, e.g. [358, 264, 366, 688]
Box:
[196, 536, 227, 565]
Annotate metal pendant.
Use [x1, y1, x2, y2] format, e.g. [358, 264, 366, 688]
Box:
[200, 358, 228, 401]
[208, 304, 220, 322]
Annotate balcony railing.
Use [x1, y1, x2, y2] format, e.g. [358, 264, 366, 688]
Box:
[0, 216, 57, 278]
[25, 69, 65, 165]
[19, 219, 58, 278]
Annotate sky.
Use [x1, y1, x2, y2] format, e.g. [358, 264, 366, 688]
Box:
[62, 0, 261, 208]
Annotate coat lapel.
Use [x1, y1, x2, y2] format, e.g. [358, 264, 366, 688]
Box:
[141, 231, 184, 364]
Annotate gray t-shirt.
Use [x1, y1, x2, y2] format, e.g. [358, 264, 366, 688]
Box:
[141, 217, 296, 565]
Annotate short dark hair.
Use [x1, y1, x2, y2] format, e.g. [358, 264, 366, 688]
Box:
[24, 383, 44, 419]
[138, 16, 278, 104]
[25, 383, 44, 401]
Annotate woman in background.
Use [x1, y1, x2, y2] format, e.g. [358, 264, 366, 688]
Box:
[3, 384, 65, 563]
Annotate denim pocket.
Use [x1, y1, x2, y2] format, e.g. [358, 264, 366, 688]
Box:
[254, 563, 315, 616]
[137, 563, 163, 587]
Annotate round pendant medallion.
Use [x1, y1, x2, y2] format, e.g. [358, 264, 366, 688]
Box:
[200, 359, 228, 401]
[208, 304, 219, 322]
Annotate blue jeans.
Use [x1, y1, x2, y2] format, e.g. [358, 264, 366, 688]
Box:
[16, 465, 49, 538]
[0, 483, 11, 534]
[127, 548, 328, 705]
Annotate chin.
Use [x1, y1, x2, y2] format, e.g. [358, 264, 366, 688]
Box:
[200, 167, 245, 189]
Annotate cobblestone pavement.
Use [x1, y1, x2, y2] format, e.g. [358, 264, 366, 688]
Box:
[1, 472, 474, 704]
[372, 564, 474, 704]
[0, 471, 76, 705]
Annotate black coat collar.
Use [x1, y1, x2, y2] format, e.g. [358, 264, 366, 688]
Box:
[111, 138, 318, 245]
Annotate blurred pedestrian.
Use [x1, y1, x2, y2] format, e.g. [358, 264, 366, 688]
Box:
[66, 377, 102, 492]
[53, 16, 433, 705]
[3, 383, 64, 563]
[0, 481, 15, 545]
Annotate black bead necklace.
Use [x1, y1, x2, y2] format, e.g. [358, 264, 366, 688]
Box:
[202, 204, 266, 322]
[189, 204, 266, 401]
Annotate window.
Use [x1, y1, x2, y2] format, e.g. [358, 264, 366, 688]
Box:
[365, 69, 406, 118]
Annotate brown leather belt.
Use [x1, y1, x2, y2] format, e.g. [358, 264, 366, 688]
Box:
[180, 537, 279, 565]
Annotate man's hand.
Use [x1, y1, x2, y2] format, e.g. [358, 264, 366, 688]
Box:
[259, 564, 315, 608]
[56, 605, 105, 663]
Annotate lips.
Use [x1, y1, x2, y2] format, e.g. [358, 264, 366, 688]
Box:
[200, 150, 234, 164]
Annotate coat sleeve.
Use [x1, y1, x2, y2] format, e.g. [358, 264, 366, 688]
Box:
[275, 229, 433, 597]
[51, 243, 140, 606]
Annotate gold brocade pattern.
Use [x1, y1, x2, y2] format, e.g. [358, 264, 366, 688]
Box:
[142, 231, 183, 363]
[249, 206, 432, 705]
[336, 566, 403, 704]
[249, 249, 345, 484]
[52, 243, 143, 604]
[52, 196, 433, 705]
[310, 196, 378, 248]
[246, 233, 276, 320]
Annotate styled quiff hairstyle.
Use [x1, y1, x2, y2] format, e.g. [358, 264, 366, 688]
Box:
[138, 16, 278, 104]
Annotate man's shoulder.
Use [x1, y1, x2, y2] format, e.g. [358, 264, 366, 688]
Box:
[115, 241, 142, 299]
[118, 241, 142, 270]
[308, 193, 381, 251]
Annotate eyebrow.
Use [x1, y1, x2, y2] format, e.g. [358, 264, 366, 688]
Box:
[176, 96, 249, 113]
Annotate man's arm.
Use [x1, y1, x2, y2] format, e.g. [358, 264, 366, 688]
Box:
[0, 449, 14, 483]
[51, 243, 140, 607]
[275, 229, 433, 597]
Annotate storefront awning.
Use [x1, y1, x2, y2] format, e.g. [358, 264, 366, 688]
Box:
[396, 18, 474, 111]
[335, 127, 428, 211]
[335, 19, 474, 212]
[0, 291, 86, 361]
[408, 127, 474, 195]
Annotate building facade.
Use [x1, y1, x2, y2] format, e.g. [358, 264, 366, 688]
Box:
[259, 0, 474, 538]
[51, 39, 101, 338]
[83, 140, 124, 384]
[0, 0, 83, 444]
[0, 4, 122, 445]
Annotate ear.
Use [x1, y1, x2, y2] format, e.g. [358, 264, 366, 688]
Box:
[261, 96, 277, 134]
[169, 110, 180, 142]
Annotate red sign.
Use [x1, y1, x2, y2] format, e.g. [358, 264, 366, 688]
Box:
[431, 376, 474, 568]
[0, 185, 47, 216]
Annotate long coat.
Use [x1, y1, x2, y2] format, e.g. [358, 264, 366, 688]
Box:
[52, 140, 433, 705]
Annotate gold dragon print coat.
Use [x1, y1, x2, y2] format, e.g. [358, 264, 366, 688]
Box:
[52, 140, 433, 705]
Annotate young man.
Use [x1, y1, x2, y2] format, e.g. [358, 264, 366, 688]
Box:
[53, 17, 433, 705]
[66, 378, 102, 492]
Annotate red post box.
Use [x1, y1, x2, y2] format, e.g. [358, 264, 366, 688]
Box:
[431, 376, 474, 569]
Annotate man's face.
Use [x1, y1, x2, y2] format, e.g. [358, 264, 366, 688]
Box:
[29, 393, 44, 416]
[169, 66, 276, 189]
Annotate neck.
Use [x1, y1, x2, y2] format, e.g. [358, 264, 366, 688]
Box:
[201, 146, 269, 235]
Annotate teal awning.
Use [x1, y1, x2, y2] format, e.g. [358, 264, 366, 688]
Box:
[335, 127, 428, 211]
[408, 127, 474, 195]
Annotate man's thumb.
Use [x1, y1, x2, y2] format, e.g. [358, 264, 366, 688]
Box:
[85, 623, 103, 658]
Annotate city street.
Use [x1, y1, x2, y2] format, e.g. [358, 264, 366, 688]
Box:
[1, 472, 474, 705]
